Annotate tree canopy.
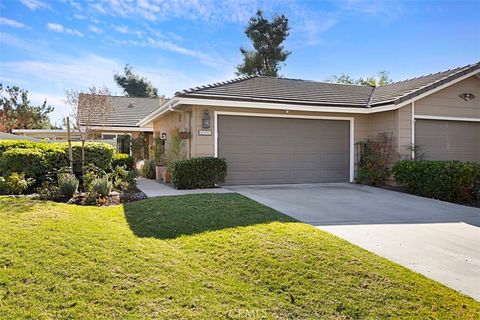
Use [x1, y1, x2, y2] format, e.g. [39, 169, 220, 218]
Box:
[114, 65, 158, 98]
[0, 84, 54, 133]
[236, 10, 290, 77]
[328, 71, 394, 87]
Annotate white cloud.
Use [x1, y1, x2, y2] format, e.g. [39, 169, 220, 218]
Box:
[88, 25, 103, 33]
[20, 0, 50, 10]
[112, 25, 130, 34]
[0, 53, 229, 122]
[0, 17, 29, 29]
[73, 14, 87, 20]
[112, 25, 144, 38]
[46, 23, 83, 37]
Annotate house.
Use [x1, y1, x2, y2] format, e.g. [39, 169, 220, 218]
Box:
[12, 129, 81, 141]
[78, 95, 165, 153]
[138, 62, 480, 185]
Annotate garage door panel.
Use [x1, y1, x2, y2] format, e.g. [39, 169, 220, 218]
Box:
[218, 115, 350, 185]
[415, 119, 480, 162]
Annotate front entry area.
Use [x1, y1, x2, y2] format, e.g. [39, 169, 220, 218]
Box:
[217, 114, 351, 185]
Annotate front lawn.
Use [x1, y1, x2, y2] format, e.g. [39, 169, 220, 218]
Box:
[0, 194, 478, 319]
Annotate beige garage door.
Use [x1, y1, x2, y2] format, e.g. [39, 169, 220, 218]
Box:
[415, 119, 480, 162]
[217, 115, 350, 185]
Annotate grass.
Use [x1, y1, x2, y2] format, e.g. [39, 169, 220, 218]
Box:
[0, 194, 478, 319]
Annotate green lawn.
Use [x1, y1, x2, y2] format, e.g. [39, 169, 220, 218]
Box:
[0, 194, 478, 319]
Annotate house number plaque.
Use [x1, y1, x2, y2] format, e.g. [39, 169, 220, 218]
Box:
[198, 130, 212, 136]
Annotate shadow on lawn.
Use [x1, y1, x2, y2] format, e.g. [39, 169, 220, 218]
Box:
[123, 193, 296, 240]
[0, 196, 39, 213]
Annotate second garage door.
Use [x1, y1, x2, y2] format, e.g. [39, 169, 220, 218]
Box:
[415, 119, 480, 162]
[217, 115, 350, 185]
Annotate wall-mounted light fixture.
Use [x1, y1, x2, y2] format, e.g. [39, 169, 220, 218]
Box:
[459, 93, 475, 101]
[160, 132, 167, 140]
[202, 110, 210, 129]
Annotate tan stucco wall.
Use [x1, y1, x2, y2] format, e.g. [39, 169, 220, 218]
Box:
[414, 76, 480, 118]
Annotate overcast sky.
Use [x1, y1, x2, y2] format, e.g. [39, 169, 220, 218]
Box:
[1, 0, 479, 125]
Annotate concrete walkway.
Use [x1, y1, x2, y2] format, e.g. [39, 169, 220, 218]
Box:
[227, 183, 480, 300]
[137, 177, 233, 197]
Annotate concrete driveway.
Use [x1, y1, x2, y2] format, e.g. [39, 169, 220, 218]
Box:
[226, 183, 480, 300]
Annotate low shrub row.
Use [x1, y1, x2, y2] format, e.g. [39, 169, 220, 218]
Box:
[392, 160, 480, 204]
[170, 157, 227, 189]
[0, 140, 131, 187]
[112, 153, 135, 170]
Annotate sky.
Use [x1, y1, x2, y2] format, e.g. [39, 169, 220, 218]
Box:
[0, 0, 479, 125]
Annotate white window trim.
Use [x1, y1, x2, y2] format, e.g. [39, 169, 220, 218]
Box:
[414, 115, 480, 122]
[214, 111, 355, 183]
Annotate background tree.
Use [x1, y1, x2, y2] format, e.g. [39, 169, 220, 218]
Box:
[114, 65, 158, 98]
[328, 71, 394, 87]
[236, 10, 290, 77]
[0, 84, 54, 132]
[65, 86, 113, 174]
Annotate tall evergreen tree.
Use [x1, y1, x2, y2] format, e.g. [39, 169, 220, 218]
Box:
[236, 10, 290, 77]
[114, 65, 158, 98]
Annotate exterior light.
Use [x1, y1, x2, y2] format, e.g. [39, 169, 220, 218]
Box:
[202, 110, 210, 129]
[459, 93, 475, 101]
[161, 132, 167, 140]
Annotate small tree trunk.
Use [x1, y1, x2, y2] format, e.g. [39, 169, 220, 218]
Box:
[81, 139, 85, 177]
[66, 117, 74, 173]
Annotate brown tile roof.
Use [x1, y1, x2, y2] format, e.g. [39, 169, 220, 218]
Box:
[78, 95, 162, 127]
[369, 63, 480, 106]
[176, 62, 480, 108]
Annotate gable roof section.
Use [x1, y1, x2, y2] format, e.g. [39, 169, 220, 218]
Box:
[369, 62, 480, 106]
[177, 76, 374, 108]
[175, 62, 480, 109]
[78, 95, 161, 127]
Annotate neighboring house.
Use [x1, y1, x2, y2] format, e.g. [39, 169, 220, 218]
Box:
[139, 62, 478, 185]
[2, 131, 42, 142]
[12, 129, 81, 141]
[78, 95, 165, 152]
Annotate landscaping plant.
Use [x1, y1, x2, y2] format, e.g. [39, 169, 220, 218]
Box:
[392, 160, 480, 204]
[171, 157, 227, 189]
[112, 165, 137, 191]
[92, 175, 112, 197]
[140, 158, 156, 179]
[4, 172, 34, 195]
[356, 132, 395, 186]
[112, 153, 135, 170]
[58, 173, 79, 198]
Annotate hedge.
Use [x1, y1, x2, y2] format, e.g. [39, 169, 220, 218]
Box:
[0, 148, 47, 182]
[112, 153, 135, 170]
[0, 140, 115, 183]
[70, 143, 115, 174]
[392, 160, 480, 204]
[171, 157, 227, 189]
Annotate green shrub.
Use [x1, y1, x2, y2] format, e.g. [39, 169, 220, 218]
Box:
[82, 163, 106, 192]
[356, 133, 395, 186]
[112, 153, 135, 170]
[0, 176, 6, 195]
[0, 148, 47, 183]
[171, 157, 227, 190]
[92, 175, 112, 197]
[58, 173, 79, 198]
[0, 140, 113, 181]
[112, 165, 137, 191]
[392, 160, 480, 204]
[140, 159, 156, 179]
[71, 143, 115, 175]
[36, 181, 64, 201]
[4, 172, 34, 195]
